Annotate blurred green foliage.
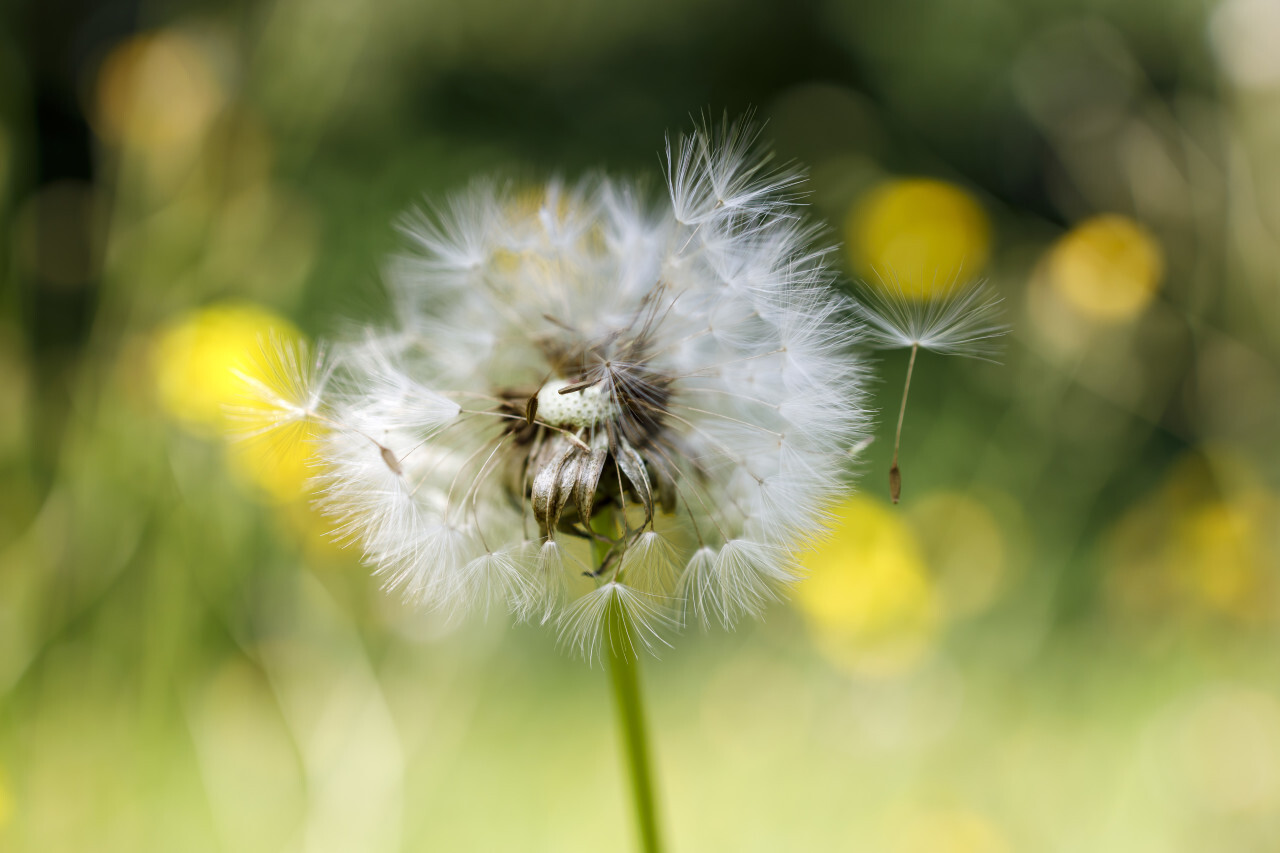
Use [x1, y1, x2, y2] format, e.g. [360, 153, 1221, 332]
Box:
[2, 0, 1278, 849]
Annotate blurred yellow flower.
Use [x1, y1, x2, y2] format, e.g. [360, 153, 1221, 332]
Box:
[796, 495, 939, 677]
[848, 178, 991, 299]
[152, 303, 319, 502]
[95, 29, 226, 151]
[1047, 214, 1163, 322]
[1105, 451, 1279, 627]
[153, 303, 293, 430]
[907, 492, 1010, 619]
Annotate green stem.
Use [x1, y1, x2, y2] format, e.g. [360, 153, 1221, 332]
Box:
[607, 608, 662, 853]
[593, 516, 663, 853]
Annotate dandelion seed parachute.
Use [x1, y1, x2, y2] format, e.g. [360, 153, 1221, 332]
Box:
[853, 276, 1009, 360]
[242, 119, 873, 658]
[850, 275, 1009, 504]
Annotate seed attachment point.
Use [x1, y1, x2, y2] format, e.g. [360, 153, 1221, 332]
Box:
[379, 444, 404, 476]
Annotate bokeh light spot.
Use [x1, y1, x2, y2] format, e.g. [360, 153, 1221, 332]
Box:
[1172, 686, 1280, 815]
[796, 495, 939, 677]
[1105, 451, 1279, 627]
[848, 179, 991, 299]
[907, 492, 1009, 619]
[95, 30, 226, 150]
[1211, 0, 1280, 90]
[152, 303, 298, 430]
[1047, 214, 1163, 322]
[152, 303, 318, 502]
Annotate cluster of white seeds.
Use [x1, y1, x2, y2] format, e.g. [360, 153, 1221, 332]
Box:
[245, 120, 881, 659]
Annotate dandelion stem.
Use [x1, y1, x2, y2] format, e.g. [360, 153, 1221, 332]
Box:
[890, 343, 918, 504]
[594, 517, 663, 853]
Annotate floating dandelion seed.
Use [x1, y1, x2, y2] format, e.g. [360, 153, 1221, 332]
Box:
[853, 277, 1008, 503]
[238, 118, 874, 658]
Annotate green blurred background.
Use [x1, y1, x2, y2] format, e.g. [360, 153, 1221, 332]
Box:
[3, 0, 1279, 849]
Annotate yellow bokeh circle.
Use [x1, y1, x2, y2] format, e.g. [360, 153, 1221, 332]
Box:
[1104, 451, 1279, 626]
[152, 302, 318, 502]
[795, 494, 939, 677]
[1047, 214, 1163, 322]
[848, 178, 991, 299]
[907, 491, 1009, 619]
[152, 302, 299, 430]
[95, 30, 225, 150]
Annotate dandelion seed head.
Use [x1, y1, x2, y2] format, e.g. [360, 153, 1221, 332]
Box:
[242, 117, 874, 656]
